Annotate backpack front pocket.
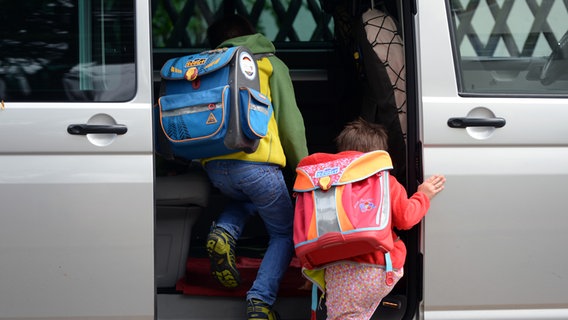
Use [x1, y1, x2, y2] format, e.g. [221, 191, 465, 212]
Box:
[239, 87, 273, 140]
[159, 85, 229, 142]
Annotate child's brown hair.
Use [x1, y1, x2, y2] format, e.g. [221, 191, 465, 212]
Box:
[207, 14, 256, 48]
[335, 118, 389, 152]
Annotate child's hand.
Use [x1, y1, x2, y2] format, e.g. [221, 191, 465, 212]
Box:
[418, 175, 446, 200]
[298, 280, 312, 291]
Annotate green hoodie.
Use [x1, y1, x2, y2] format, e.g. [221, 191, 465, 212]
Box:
[207, 33, 308, 171]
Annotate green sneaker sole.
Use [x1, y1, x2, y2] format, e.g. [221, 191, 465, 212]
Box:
[206, 233, 241, 288]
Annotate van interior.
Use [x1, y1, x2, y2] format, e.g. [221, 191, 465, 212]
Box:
[152, 1, 421, 319]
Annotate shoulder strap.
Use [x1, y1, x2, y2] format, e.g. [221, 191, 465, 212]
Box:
[253, 52, 274, 60]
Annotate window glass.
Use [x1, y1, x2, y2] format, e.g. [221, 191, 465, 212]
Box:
[449, 0, 568, 95]
[0, 0, 136, 102]
[151, 0, 334, 50]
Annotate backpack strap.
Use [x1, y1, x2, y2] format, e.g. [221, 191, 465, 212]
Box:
[253, 52, 274, 60]
[384, 252, 394, 286]
[311, 285, 318, 320]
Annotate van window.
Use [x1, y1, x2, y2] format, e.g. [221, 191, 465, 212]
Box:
[0, 1, 136, 102]
[152, 0, 334, 49]
[151, 0, 339, 155]
[449, 0, 568, 95]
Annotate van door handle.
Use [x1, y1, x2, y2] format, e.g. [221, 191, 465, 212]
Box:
[67, 124, 128, 135]
[447, 117, 506, 128]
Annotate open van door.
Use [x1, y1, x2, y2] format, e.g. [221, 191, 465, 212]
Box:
[0, 1, 154, 319]
[417, 1, 568, 318]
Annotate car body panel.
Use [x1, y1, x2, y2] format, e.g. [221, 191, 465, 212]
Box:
[416, 0, 568, 317]
[0, 0, 155, 318]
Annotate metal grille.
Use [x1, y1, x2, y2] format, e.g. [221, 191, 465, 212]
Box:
[451, 0, 568, 57]
[154, 0, 568, 56]
[152, 0, 334, 48]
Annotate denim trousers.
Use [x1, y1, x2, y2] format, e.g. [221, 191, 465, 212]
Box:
[204, 160, 294, 305]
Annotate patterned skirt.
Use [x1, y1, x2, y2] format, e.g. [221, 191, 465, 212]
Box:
[324, 263, 404, 320]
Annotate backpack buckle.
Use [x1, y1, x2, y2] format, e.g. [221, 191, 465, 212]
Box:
[385, 270, 395, 286]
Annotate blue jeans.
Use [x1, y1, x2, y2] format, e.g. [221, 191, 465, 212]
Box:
[204, 160, 294, 305]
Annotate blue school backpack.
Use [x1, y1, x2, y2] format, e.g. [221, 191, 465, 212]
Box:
[156, 46, 273, 160]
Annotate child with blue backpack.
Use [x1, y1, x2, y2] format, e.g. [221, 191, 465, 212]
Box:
[203, 14, 308, 320]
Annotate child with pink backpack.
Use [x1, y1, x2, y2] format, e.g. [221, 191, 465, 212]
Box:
[293, 118, 445, 319]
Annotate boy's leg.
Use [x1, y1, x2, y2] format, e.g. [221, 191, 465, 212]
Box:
[241, 165, 294, 307]
[204, 161, 255, 288]
[205, 161, 293, 317]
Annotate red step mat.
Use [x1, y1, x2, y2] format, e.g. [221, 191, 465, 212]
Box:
[176, 256, 311, 297]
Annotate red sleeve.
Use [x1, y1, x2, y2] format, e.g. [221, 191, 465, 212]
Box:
[389, 175, 431, 230]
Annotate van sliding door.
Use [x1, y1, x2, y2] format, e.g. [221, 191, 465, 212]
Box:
[0, 1, 154, 319]
[417, 0, 568, 319]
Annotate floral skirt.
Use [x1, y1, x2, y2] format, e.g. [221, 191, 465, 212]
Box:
[324, 263, 404, 320]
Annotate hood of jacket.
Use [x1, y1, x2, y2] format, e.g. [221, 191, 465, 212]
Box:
[218, 33, 275, 55]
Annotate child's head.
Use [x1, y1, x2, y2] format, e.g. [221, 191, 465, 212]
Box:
[207, 14, 256, 48]
[335, 118, 388, 152]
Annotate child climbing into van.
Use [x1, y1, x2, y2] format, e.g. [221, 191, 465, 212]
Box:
[202, 14, 308, 320]
[305, 118, 445, 320]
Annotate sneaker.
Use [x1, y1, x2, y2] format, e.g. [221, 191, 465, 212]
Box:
[247, 299, 281, 320]
[206, 227, 240, 288]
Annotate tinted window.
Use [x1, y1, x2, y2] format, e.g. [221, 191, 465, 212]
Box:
[151, 0, 334, 49]
[449, 0, 568, 95]
[0, 0, 136, 102]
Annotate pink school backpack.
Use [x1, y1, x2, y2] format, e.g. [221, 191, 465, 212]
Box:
[293, 150, 396, 284]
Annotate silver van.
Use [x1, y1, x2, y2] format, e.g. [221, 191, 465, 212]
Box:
[0, 1, 567, 319]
